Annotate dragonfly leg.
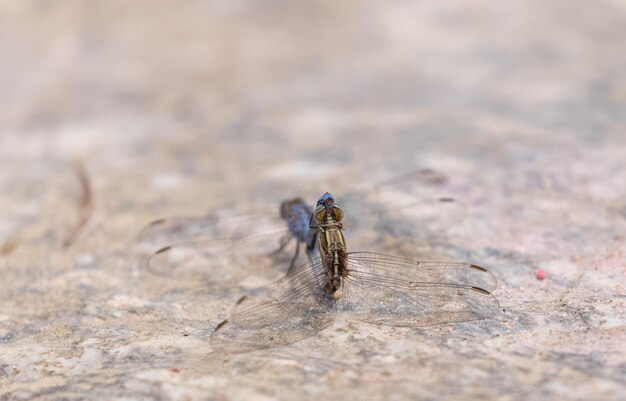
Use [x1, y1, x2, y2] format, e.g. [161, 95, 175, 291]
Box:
[285, 242, 301, 277]
[270, 233, 292, 256]
[305, 229, 317, 253]
[305, 244, 317, 264]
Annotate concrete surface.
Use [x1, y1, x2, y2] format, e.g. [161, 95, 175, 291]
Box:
[1, 1, 625, 400]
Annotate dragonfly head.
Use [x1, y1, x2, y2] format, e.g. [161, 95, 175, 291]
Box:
[317, 192, 335, 208]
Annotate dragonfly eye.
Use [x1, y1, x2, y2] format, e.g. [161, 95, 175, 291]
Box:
[319, 192, 334, 206]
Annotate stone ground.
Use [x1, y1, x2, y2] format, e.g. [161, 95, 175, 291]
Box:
[1, 1, 626, 400]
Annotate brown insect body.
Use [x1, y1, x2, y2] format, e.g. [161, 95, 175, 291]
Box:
[312, 193, 349, 295]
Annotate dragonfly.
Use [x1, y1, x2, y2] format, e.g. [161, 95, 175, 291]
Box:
[212, 192, 499, 353]
[137, 168, 467, 283]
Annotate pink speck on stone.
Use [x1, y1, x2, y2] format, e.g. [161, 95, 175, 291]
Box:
[537, 269, 546, 280]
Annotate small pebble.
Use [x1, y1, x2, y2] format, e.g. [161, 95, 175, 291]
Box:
[537, 269, 546, 280]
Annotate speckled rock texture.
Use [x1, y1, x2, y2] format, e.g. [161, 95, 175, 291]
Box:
[1, 1, 625, 400]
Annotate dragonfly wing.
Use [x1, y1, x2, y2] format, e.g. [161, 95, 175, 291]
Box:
[345, 252, 497, 291]
[340, 252, 499, 327]
[211, 260, 337, 353]
[344, 195, 467, 240]
[340, 168, 451, 201]
[145, 227, 297, 282]
[137, 216, 219, 249]
[337, 169, 466, 241]
[136, 209, 280, 251]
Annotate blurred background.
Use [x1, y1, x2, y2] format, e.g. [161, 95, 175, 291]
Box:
[2, 0, 625, 243]
[1, 1, 625, 400]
